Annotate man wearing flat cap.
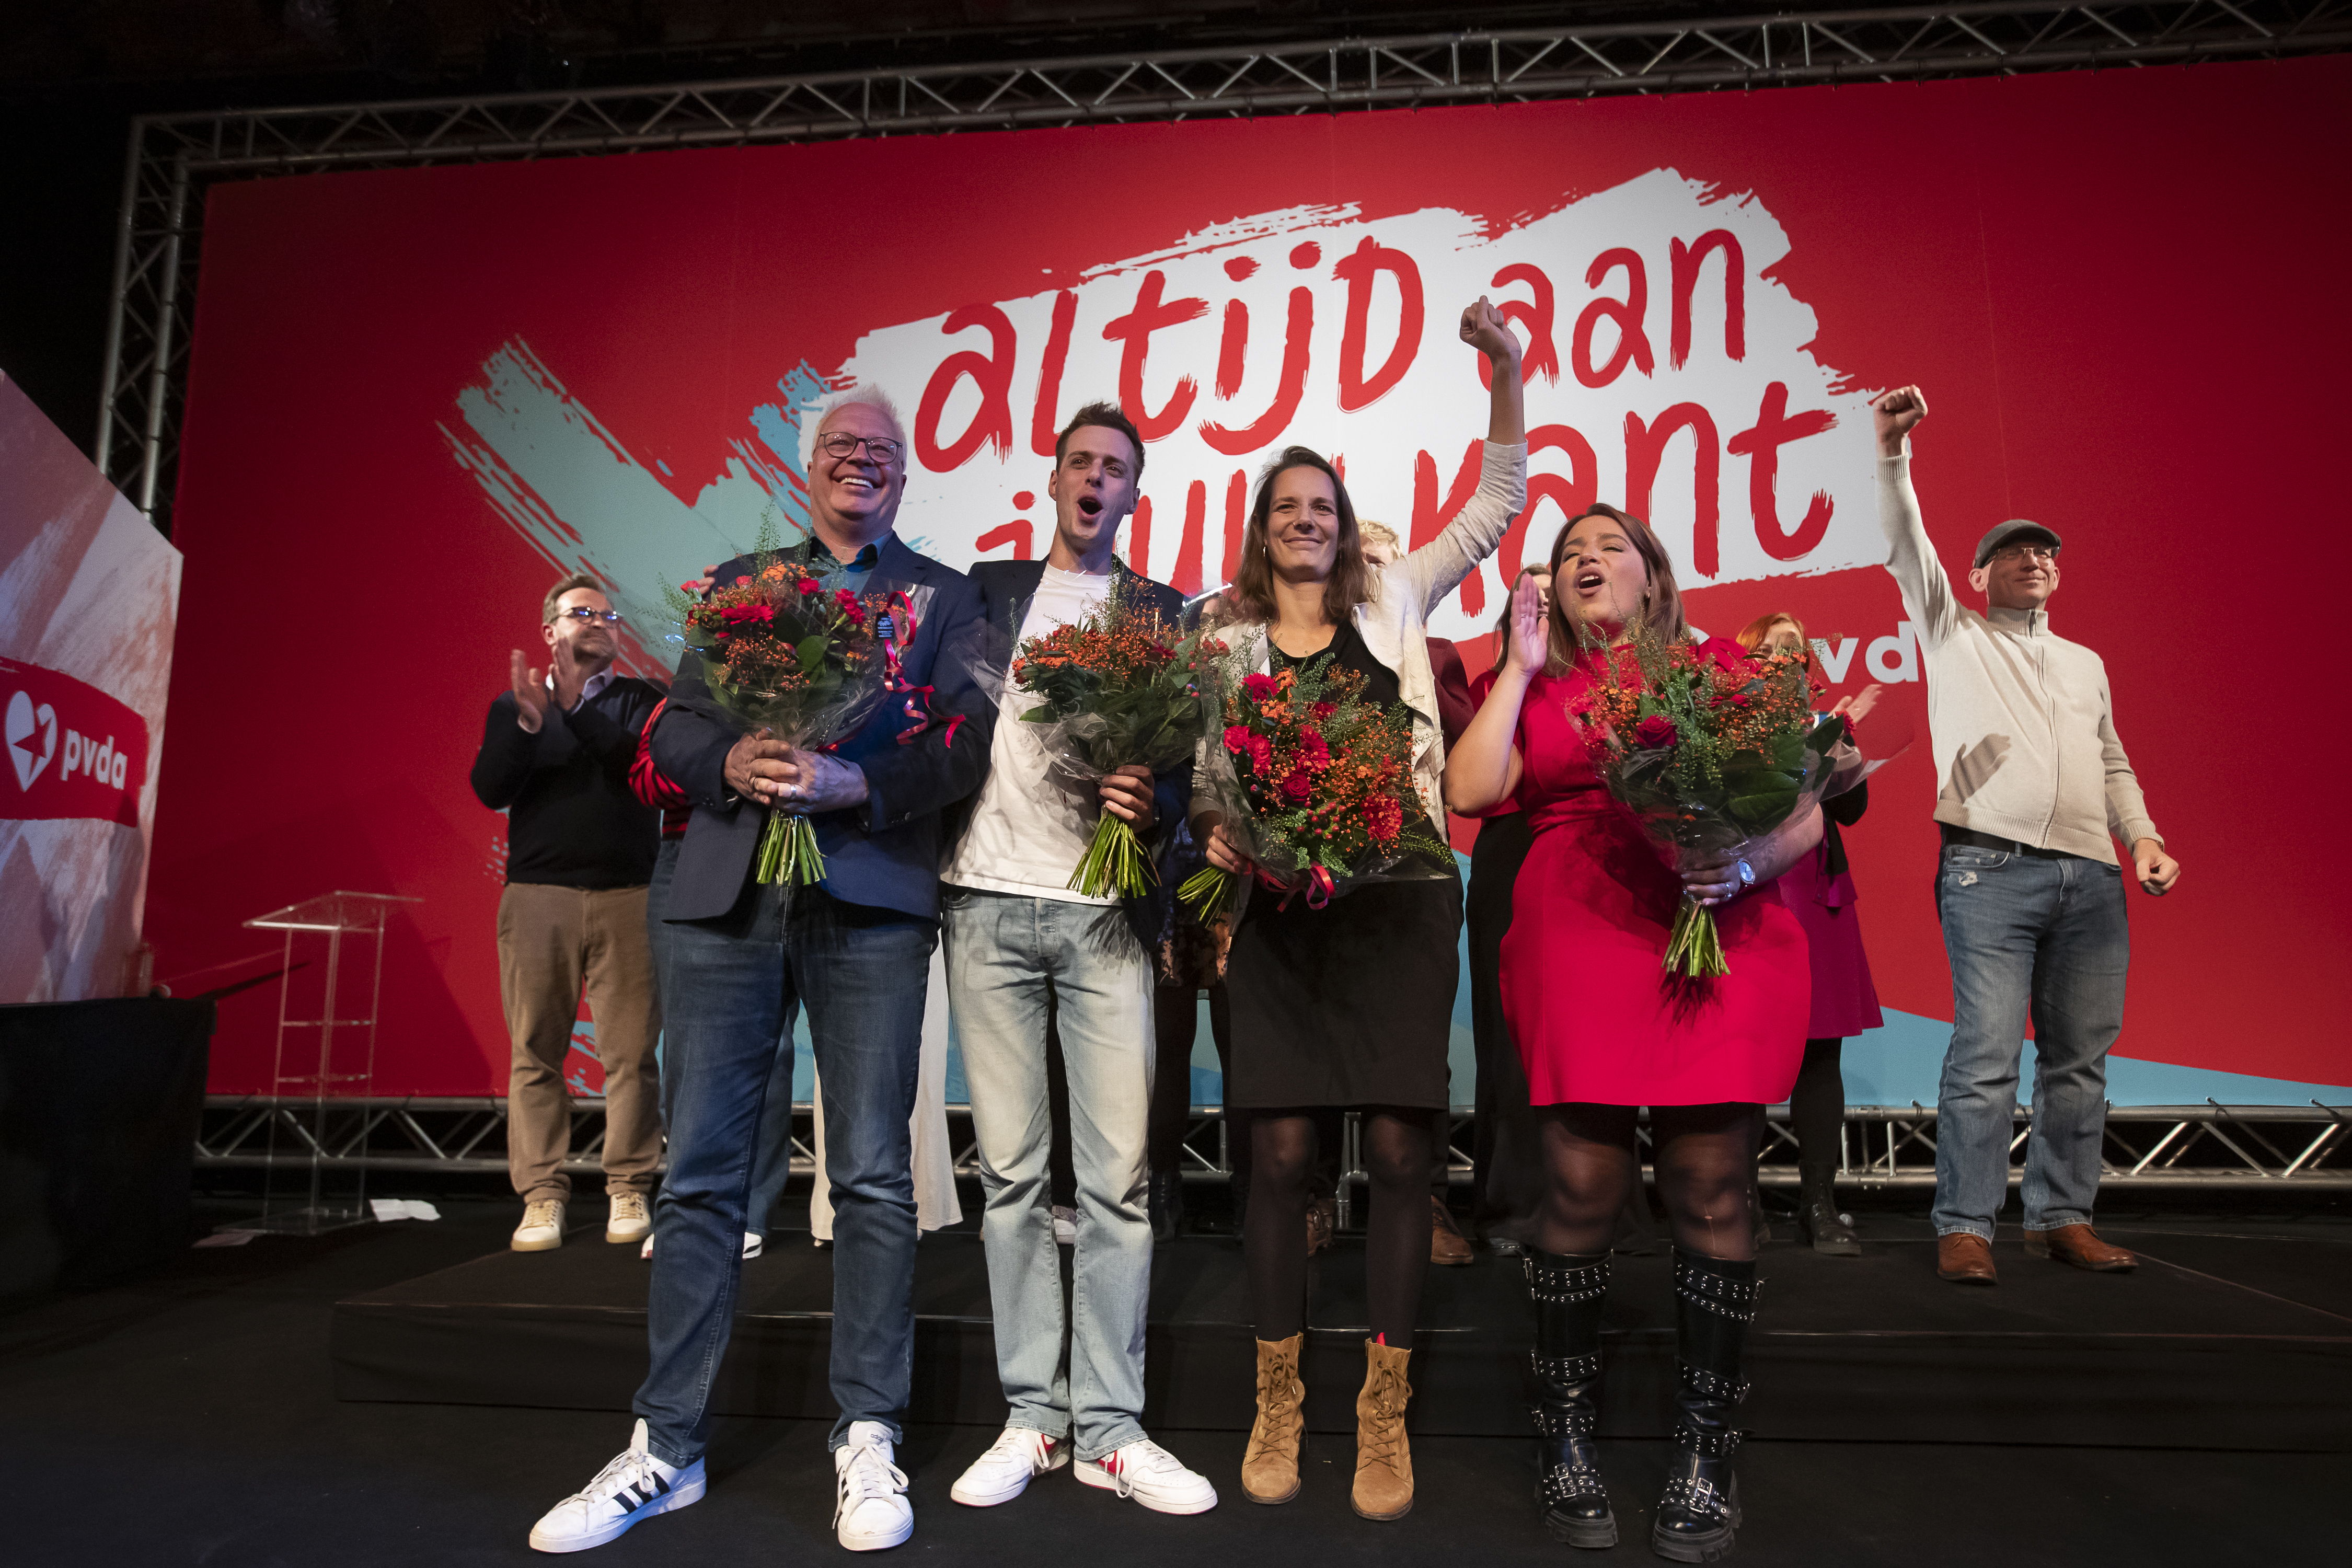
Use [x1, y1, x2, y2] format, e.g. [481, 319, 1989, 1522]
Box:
[1871, 386, 2180, 1288]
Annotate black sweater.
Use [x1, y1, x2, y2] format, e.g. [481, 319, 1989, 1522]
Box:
[469, 676, 665, 889]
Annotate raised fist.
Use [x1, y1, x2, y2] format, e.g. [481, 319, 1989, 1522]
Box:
[1872, 385, 1929, 454]
[1459, 296, 1521, 365]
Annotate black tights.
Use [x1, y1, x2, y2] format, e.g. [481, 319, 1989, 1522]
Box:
[1789, 1037, 1846, 1169]
[1535, 1103, 1761, 1262]
[1248, 1108, 1432, 1346]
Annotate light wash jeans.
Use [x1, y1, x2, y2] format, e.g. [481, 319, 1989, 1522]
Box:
[1931, 843, 2130, 1239]
[943, 886, 1155, 1460]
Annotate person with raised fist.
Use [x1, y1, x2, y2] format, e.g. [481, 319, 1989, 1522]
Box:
[1195, 297, 1526, 1524]
[1871, 385, 2180, 1289]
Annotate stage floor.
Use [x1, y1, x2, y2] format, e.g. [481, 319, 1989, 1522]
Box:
[7, 1195, 2345, 1567]
[334, 1209, 2352, 1451]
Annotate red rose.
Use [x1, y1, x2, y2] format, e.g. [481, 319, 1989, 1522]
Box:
[1242, 672, 1279, 701]
[1223, 723, 1251, 753]
[1279, 767, 1313, 803]
[798, 577, 822, 596]
[1247, 735, 1274, 774]
[1632, 714, 1678, 749]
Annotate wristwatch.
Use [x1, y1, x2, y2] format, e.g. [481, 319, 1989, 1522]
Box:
[1735, 858, 1756, 892]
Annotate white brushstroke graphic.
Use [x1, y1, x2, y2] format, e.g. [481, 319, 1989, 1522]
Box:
[451, 168, 1882, 647]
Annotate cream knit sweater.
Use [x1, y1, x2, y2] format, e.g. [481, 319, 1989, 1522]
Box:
[1876, 446, 2160, 866]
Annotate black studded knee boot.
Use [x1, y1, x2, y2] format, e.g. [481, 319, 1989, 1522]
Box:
[1525, 1248, 1615, 1549]
[1652, 1250, 1756, 1563]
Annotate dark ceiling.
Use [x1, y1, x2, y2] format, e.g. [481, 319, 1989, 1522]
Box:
[2, 2, 1816, 98]
[0, 3, 1831, 458]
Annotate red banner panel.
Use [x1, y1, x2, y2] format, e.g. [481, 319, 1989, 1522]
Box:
[159, 59, 2350, 1094]
[3, 659, 148, 827]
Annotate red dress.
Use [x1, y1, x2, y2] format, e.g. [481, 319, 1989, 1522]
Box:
[1775, 825, 1884, 1040]
[1498, 649, 1809, 1106]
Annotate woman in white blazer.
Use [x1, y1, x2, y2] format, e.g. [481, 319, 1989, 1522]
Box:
[1193, 299, 1526, 1521]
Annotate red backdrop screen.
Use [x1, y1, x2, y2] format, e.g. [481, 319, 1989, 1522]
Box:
[159, 57, 2351, 1097]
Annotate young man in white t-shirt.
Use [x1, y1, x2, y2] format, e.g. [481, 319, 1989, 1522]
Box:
[939, 402, 1217, 1516]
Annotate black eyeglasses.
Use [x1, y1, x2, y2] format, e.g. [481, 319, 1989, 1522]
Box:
[556, 607, 624, 625]
[816, 432, 904, 465]
[1988, 544, 2059, 566]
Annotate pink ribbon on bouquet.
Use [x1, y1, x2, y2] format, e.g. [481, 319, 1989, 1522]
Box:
[874, 590, 965, 751]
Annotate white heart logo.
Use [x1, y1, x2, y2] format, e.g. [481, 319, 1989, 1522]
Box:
[6, 690, 57, 792]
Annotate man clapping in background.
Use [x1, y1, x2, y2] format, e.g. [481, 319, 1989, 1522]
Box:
[469, 573, 667, 1255]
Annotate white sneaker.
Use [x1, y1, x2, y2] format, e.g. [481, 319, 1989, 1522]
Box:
[527, 1419, 706, 1552]
[834, 1421, 914, 1551]
[605, 1192, 651, 1244]
[637, 1231, 760, 1259]
[1052, 1205, 1078, 1246]
[513, 1198, 566, 1252]
[950, 1425, 1069, 1507]
[1075, 1437, 1219, 1515]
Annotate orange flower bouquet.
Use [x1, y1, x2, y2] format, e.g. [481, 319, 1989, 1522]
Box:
[1010, 583, 1224, 897]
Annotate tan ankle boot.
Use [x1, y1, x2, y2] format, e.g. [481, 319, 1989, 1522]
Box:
[1351, 1336, 1414, 1520]
[1241, 1334, 1306, 1504]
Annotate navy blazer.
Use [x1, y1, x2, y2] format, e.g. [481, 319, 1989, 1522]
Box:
[652, 536, 994, 923]
[950, 558, 1194, 953]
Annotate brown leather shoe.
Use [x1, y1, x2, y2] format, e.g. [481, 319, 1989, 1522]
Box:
[2024, 1223, 2137, 1272]
[1306, 1195, 1336, 1256]
[1429, 1197, 1474, 1266]
[1935, 1230, 1998, 1285]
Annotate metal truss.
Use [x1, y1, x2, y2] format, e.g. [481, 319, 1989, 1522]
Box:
[196, 1096, 2352, 1192]
[98, 1, 2347, 532]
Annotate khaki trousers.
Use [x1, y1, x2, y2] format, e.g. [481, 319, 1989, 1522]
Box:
[497, 881, 663, 1200]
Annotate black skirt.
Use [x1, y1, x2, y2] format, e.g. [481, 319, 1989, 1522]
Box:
[1224, 869, 1463, 1111]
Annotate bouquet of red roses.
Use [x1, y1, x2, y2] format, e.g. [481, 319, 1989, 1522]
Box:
[1008, 584, 1225, 897]
[1575, 628, 1844, 977]
[1179, 651, 1448, 920]
[665, 554, 896, 885]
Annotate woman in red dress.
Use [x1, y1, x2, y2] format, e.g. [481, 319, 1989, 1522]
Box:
[1445, 505, 1821, 1562]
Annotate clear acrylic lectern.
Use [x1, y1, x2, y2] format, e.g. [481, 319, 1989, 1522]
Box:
[230, 891, 419, 1235]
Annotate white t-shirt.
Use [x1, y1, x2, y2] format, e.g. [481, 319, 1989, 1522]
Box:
[941, 566, 1121, 905]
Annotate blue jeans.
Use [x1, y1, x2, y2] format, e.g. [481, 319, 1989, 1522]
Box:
[943, 887, 1154, 1460]
[1931, 844, 2129, 1239]
[633, 879, 934, 1465]
[651, 836, 800, 1242]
